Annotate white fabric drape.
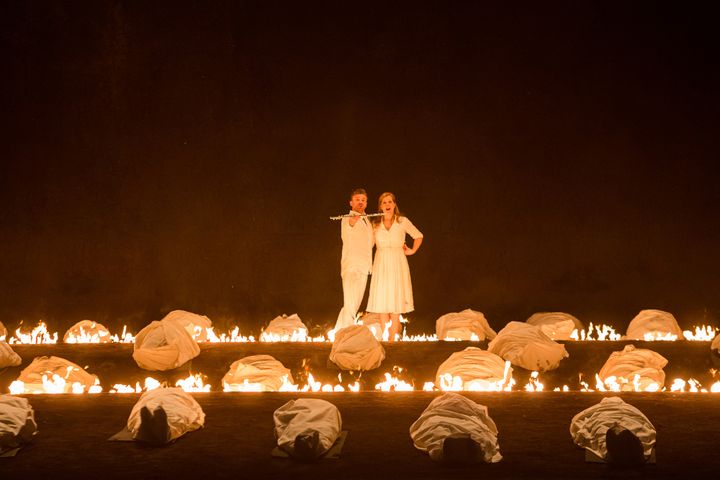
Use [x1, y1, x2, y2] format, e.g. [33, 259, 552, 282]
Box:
[161, 310, 213, 342]
[570, 396, 656, 460]
[0, 395, 37, 453]
[526, 312, 583, 340]
[329, 325, 385, 371]
[16, 356, 99, 393]
[133, 320, 200, 371]
[222, 355, 293, 391]
[0, 341, 21, 369]
[410, 392, 502, 463]
[625, 309, 683, 340]
[598, 344, 667, 391]
[487, 321, 568, 371]
[63, 320, 112, 343]
[274, 398, 342, 456]
[127, 387, 205, 442]
[262, 314, 308, 341]
[435, 347, 510, 390]
[436, 309, 497, 341]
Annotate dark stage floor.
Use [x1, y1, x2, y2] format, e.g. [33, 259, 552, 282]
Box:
[2, 392, 719, 479]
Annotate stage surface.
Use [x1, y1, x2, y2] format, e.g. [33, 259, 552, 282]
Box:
[2, 392, 718, 479]
[2, 341, 719, 478]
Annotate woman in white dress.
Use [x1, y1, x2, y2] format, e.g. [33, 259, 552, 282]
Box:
[367, 192, 423, 342]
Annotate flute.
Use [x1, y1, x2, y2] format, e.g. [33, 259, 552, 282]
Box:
[329, 212, 384, 220]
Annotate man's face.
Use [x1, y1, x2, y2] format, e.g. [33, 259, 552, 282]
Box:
[349, 194, 367, 213]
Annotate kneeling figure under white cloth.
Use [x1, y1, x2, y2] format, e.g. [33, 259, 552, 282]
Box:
[410, 392, 502, 464]
[127, 387, 205, 445]
[273, 398, 342, 460]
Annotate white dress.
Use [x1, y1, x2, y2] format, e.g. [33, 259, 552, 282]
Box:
[367, 216, 423, 314]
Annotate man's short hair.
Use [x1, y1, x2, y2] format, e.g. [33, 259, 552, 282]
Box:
[350, 188, 367, 199]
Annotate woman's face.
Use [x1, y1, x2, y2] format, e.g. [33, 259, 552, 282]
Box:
[380, 195, 396, 214]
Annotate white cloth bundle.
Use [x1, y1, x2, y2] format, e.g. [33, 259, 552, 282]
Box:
[0, 395, 37, 453]
[410, 392, 502, 463]
[358, 312, 386, 341]
[161, 310, 213, 342]
[436, 309, 497, 341]
[222, 355, 293, 391]
[435, 347, 510, 391]
[0, 321, 7, 340]
[261, 314, 308, 341]
[127, 387, 205, 442]
[15, 356, 99, 393]
[487, 321, 568, 371]
[0, 341, 21, 369]
[570, 396, 656, 460]
[598, 344, 667, 391]
[712, 333, 720, 352]
[274, 398, 341, 456]
[63, 320, 112, 343]
[133, 320, 200, 371]
[329, 325, 385, 371]
[624, 309, 683, 340]
[526, 312, 583, 340]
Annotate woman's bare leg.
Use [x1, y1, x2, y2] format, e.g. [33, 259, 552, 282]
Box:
[388, 313, 401, 342]
[379, 313, 390, 340]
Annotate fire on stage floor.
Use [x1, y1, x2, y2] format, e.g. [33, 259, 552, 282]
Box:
[2, 341, 719, 478]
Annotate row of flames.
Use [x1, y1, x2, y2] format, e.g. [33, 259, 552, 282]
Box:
[9, 367, 720, 395]
[3, 321, 719, 345]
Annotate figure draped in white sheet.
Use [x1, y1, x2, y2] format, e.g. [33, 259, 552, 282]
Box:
[570, 396, 655, 467]
[273, 398, 342, 461]
[127, 387, 205, 445]
[366, 192, 423, 342]
[410, 392, 502, 464]
[0, 395, 37, 455]
[335, 188, 375, 331]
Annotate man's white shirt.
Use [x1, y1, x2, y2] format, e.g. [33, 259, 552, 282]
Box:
[340, 211, 374, 274]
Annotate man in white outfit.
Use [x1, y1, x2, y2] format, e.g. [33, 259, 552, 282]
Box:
[334, 188, 374, 331]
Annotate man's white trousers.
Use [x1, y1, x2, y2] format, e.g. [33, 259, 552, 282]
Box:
[335, 269, 369, 331]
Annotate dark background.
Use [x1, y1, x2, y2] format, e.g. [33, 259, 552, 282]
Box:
[1, 1, 718, 335]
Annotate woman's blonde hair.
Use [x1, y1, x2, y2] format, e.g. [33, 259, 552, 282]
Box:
[373, 192, 403, 225]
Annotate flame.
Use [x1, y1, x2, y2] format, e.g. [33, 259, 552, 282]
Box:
[259, 329, 327, 343]
[553, 385, 570, 392]
[437, 361, 515, 392]
[523, 371, 544, 392]
[65, 323, 111, 344]
[401, 333, 439, 342]
[375, 372, 414, 391]
[109, 325, 135, 343]
[594, 373, 660, 392]
[175, 373, 211, 392]
[8, 321, 58, 344]
[110, 377, 162, 393]
[569, 323, 621, 341]
[374, 366, 414, 391]
[683, 325, 718, 341]
[11, 374, 102, 394]
[203, 327, 256, 343]
[443, 333, 480, 342]
[222, 372, 354, 392]
[300, 373, 350, 392]
[669, 378, 708, 392]
[642, 332, 678, 341]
